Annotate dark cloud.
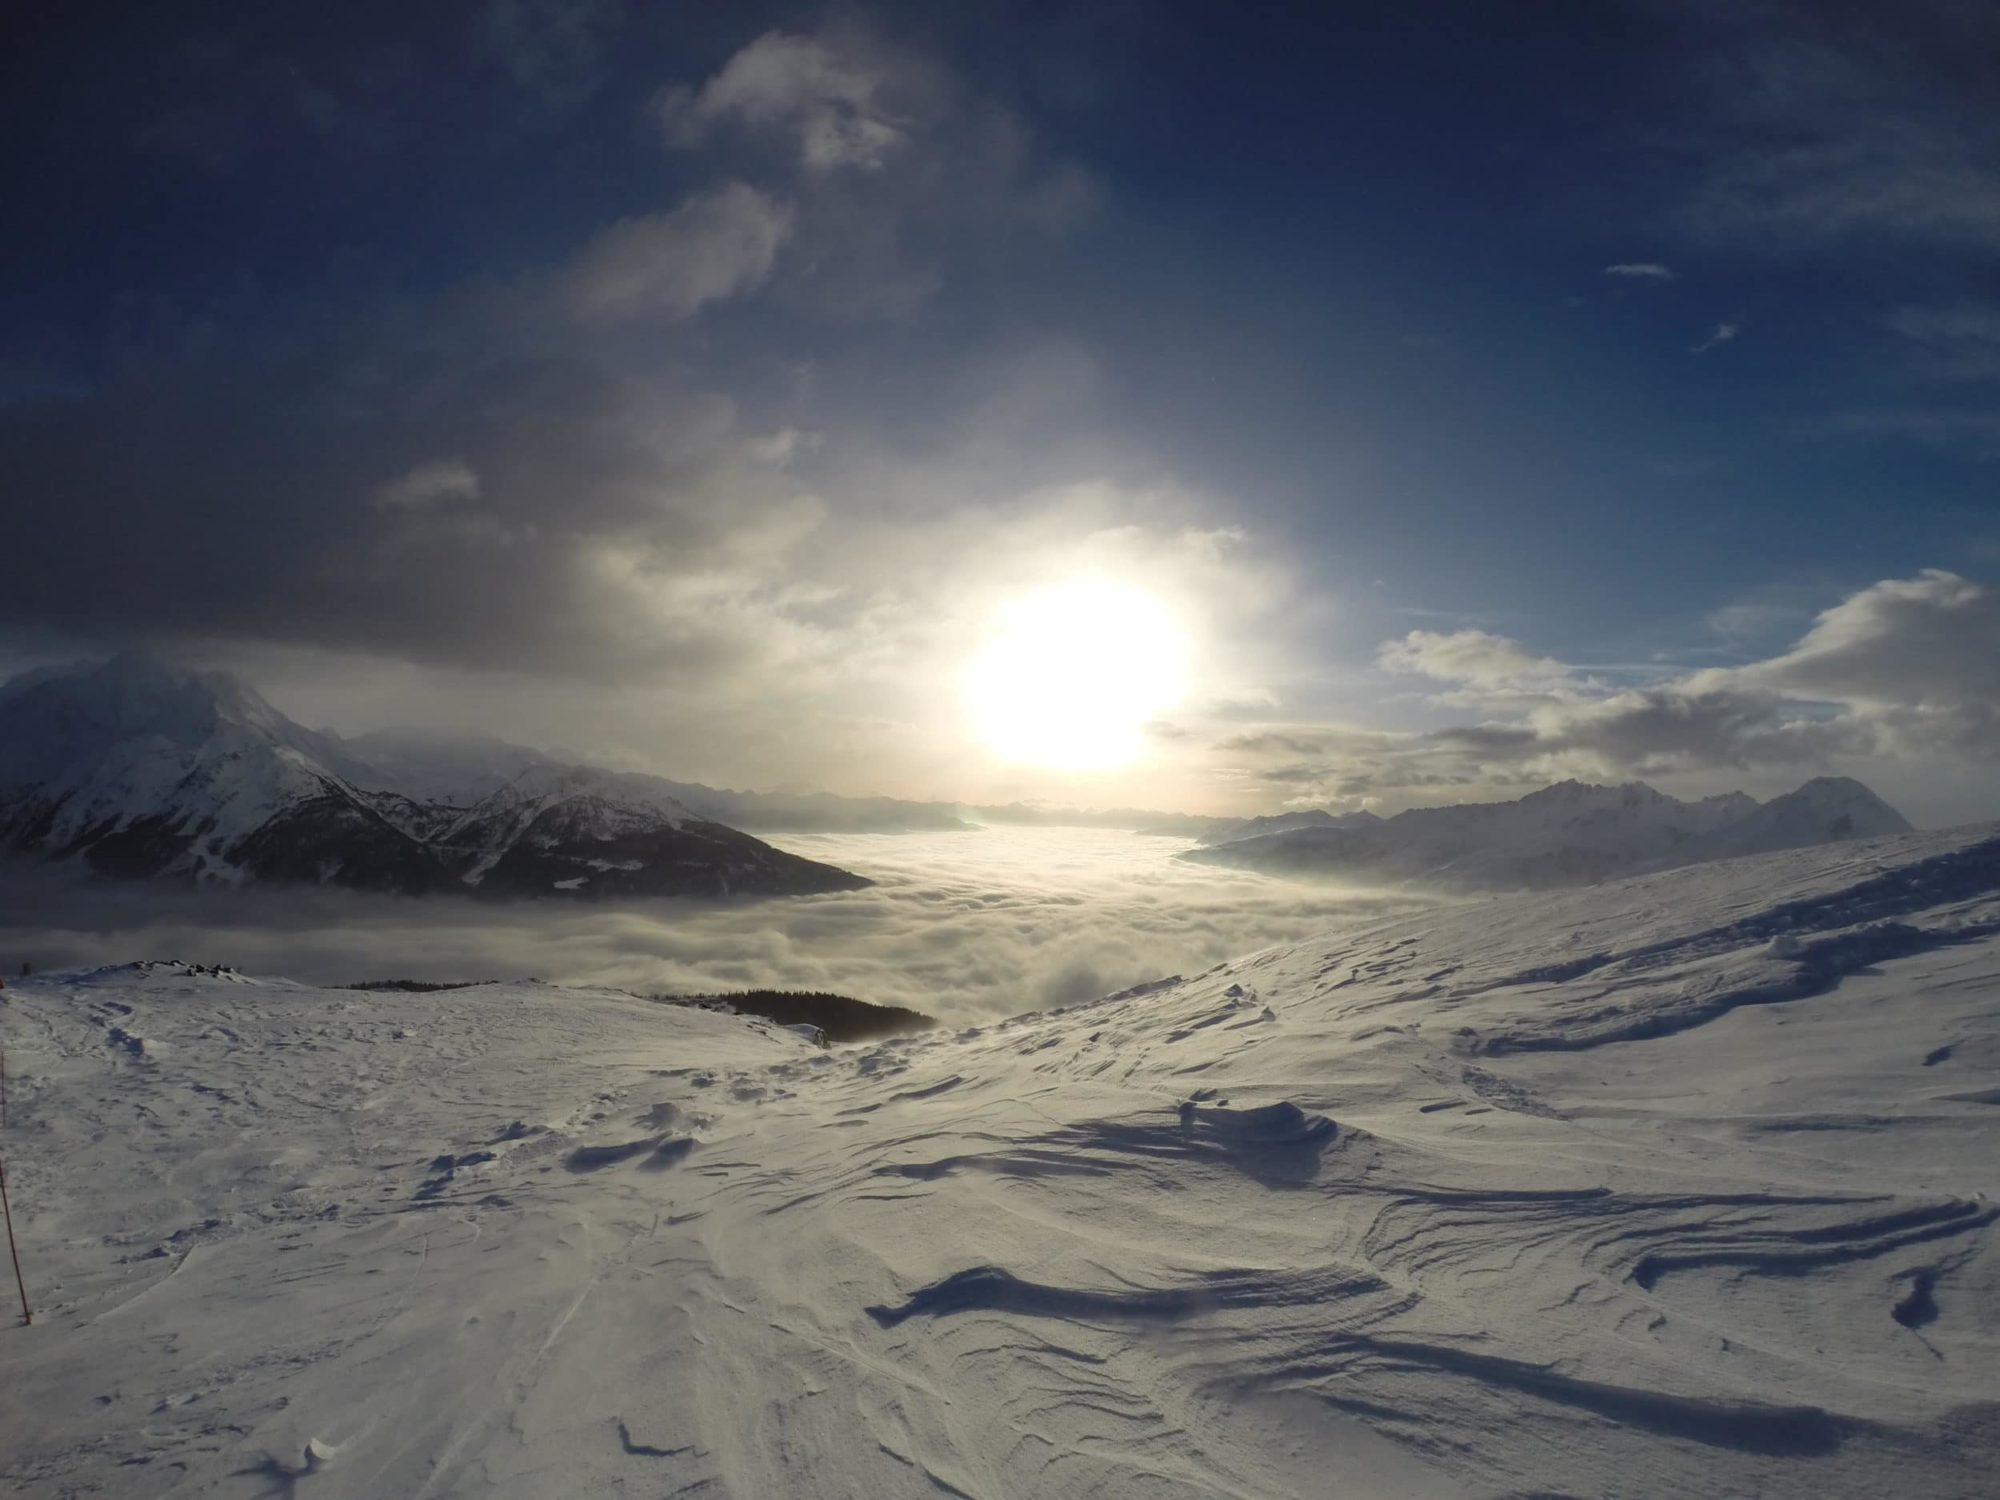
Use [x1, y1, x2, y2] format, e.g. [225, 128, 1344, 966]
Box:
[0, 21, 1113, 706]
[0, 343, 813, 681]
[1525, 686, 1860, 773]
[1215, 730, 1334, 756]
[1425, 725, 1539, 755]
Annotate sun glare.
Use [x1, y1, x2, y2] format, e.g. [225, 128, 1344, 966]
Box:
[963, 579, 1189, 771]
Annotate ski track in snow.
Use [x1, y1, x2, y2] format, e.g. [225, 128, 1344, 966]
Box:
[2, 826, 1998, 1497]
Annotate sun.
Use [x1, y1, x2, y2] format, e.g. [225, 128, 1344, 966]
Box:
[963, 578, 1189, 771]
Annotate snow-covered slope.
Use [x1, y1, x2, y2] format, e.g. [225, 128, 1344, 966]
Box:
[1184, 777, 1912, 891]
[0, 657, 866, 899]
[2, 825, 1995, 1497]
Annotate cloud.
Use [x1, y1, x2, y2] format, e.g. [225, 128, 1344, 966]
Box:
[1691, 321, 1740, 353]
[1680, 14, 2000, 256]
[1883, 303, 2000, 381]
[1378, 628, 1577, 695]
[658, 30, 934, 173]
[1833, 408, 2000, 454]
[1522, 685, 1860, 774]
[0, 345, 820, 683]
[0, 830, 1422, 1022]
[1216, 730, 1338, 757]
[0, 295, 1287, 809]
[0, 15, 1124, 760]
[1698, 569, 2000, 752]
[1220, 572, 2000, 805]
[374, 459, 481, 511]
[652, 26, 1095, 319]
[1707, 599, 1807, 645]
[561, 184, 793, 321]
[1604, 262, 1675, 280]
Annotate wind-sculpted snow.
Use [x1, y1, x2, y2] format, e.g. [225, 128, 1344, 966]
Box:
[1, 824, 1996, 1497]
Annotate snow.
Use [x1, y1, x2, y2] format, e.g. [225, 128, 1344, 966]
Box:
[0, 653, 351, 867]
[0, 658, 845, 898]
[2, 827, 1997, 1497]
[436, 763, 696, 856]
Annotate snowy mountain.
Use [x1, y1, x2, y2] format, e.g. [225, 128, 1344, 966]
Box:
[337, 727, 546, 806]
[1677, 776, 1915, 863]
[2, 824, 1994, 1496]
[0, 656, 866, 898]
[1183, 776, 1910, 890]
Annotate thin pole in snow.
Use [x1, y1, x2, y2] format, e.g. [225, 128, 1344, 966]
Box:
[0, 1146, 27, 1324]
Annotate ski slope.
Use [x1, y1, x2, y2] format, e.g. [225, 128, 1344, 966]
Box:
[2, 825, 1997, 1497]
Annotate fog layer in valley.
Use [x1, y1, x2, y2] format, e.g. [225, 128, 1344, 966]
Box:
[0, 829, 1424, 1020]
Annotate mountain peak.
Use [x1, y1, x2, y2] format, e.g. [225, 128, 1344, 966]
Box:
[0, 656, 861, 898]
[1790, 776, 1882, 801]
[33, 651, 297, 745]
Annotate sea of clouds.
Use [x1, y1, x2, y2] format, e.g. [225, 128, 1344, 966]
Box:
[0, 829, 1428, 1021]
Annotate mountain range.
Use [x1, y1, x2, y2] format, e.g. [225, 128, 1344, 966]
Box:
[0, 655, 1919, 901]
[1180, 775, 1912, 890]
[0, 655, 868, 899]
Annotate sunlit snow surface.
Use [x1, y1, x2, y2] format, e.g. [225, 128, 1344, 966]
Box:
[2, 826, 1997, 1497]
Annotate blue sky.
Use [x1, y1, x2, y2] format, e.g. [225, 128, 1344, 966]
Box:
[5, 1, 1998, 819]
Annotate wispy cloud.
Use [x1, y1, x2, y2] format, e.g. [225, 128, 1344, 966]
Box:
[1680, 17, 2000, 256]
[1378, 628, 1582, 705]
[652, 26, 1094, 319]
[1691, 321, 1739, 353]
[1604, 262, 1675, 281]
[1833, 408, 2000, 456]
[374, 460, 481, 512]
[658, 29, 932, 174]
[560, 184, 794, 321]
[1883, 302, 2000, 381]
